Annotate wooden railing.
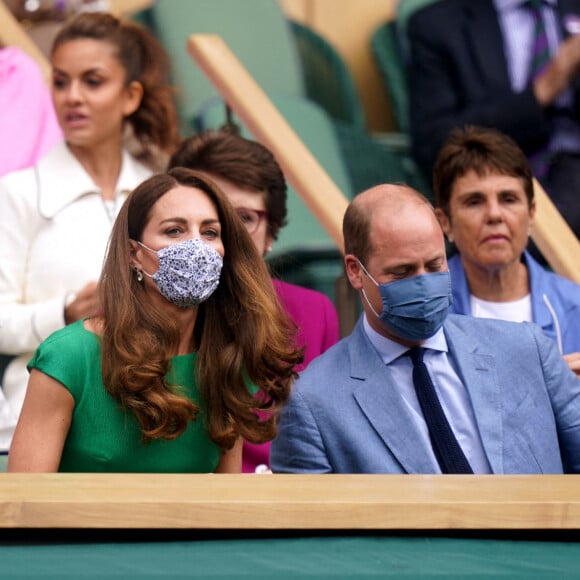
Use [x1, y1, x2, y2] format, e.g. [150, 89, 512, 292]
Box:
[1, 473, 580, 529]
[531, 178, 580, 282]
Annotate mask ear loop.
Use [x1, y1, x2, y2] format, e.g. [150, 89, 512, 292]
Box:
[356, 258, 383, 319]
[356, 258, 380, 286]
[361, 287, 383, 319]
[134, 240, 156, 278]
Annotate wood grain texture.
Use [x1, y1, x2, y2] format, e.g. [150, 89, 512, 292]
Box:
[1, 474, 580, 529]
[531, 179, 580, 283]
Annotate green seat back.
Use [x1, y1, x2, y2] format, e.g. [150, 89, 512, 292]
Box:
[197, 96, 354, 255]
[196, 96, 354, 302]
[289, 20, 366, 130]
[370, 20, 409, 134]
[145, 0, 306, 133]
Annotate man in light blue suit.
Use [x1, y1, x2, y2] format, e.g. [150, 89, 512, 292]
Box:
[271, 184, 580, 474]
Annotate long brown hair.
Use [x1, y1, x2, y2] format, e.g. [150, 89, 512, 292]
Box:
[99, 168, 301, 447]
[52, 12, 180, 165]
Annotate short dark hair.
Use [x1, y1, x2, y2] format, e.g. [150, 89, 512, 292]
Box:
[169, 130, 288, 240]
[343, 195, 373, 264]
[433, 125, 534, 216]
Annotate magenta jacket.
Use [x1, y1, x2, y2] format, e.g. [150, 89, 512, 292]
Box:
[242, 279, 340, 472]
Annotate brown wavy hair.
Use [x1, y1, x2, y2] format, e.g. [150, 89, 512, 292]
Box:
[52, 12, 180, 165]
[99, 168, 301, 447]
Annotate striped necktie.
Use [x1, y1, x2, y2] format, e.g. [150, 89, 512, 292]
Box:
[527, 0, 551, 81]
[527, 0, 552, 178]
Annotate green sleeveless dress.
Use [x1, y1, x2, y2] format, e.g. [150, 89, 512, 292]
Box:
[28, 320, 220, 472]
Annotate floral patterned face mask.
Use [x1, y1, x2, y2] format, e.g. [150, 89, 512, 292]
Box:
[137, 238, 223, 308]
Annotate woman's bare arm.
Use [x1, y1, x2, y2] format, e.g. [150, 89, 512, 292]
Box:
[214, 436, 243, 473]
[8, 369, 74, 472]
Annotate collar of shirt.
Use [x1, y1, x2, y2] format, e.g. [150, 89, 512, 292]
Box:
[362, 314, 448, 365]
[36, 142, 151, 218]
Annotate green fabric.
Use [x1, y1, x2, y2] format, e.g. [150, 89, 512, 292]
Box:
[197, 96, 354, 253]
[28, 321, 220, 473]
[1, 533, 580, 578]
[289, 20, 366, 130]
[143, 0, 305, 134]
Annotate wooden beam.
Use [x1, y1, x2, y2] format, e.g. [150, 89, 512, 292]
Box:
[187, 34, 349, 253]
[0, 1, 50, 81]
[108, 0, 154, 18]
[1, 474, 580, 529]
[530, 178, 580, 283]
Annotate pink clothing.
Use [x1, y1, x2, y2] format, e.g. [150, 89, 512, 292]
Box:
[0, 47, 62, 176]
[242, 279, 340, 473]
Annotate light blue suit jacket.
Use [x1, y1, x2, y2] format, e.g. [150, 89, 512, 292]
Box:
[271, 314, 580, 474]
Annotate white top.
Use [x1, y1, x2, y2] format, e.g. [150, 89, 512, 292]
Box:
[0, 141, 152, 450]
[470, 294, 533, 323]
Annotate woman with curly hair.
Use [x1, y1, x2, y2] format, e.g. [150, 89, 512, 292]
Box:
[8, 168, 302, 472]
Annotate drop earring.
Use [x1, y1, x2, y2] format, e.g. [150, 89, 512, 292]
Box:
[134, 268, 143, 282]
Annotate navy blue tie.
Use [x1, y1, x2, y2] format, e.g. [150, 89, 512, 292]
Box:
[408, 347, 473, 474]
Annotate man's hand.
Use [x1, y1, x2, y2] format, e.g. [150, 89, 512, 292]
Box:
[534, 35, 580, 106]
[563, 351, 580, 377]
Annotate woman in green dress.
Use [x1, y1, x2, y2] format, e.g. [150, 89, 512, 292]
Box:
[8, 168, 302, 472]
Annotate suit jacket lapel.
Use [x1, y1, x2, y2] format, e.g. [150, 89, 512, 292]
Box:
[444, 322, 504, 473]
[464, 1, 511, 89]
[349, 323, 439, 474]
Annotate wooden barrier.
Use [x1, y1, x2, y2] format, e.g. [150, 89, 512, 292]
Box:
[109, 0, 153, 17]
[188, 34, 349, 253]
[0, 474, 580, 529]
[531, 178, 580, 283]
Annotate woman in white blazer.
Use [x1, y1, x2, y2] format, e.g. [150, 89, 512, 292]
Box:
[0, 12, 180, 451]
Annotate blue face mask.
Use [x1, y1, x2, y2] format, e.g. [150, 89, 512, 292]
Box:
[358, 261, 452, 341]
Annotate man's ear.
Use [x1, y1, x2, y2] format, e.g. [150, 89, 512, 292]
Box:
[345, 254, 364, 290]
[434, 207, 453, 243]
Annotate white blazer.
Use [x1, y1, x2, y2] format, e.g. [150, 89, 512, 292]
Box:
[0, 141, 152, 450]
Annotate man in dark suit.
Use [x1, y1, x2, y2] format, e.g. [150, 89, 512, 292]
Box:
[407, 0, 580, 237]
[271, 184, 580, 474]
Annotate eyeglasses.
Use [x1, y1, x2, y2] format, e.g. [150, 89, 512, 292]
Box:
[235, 207, 268, 234]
